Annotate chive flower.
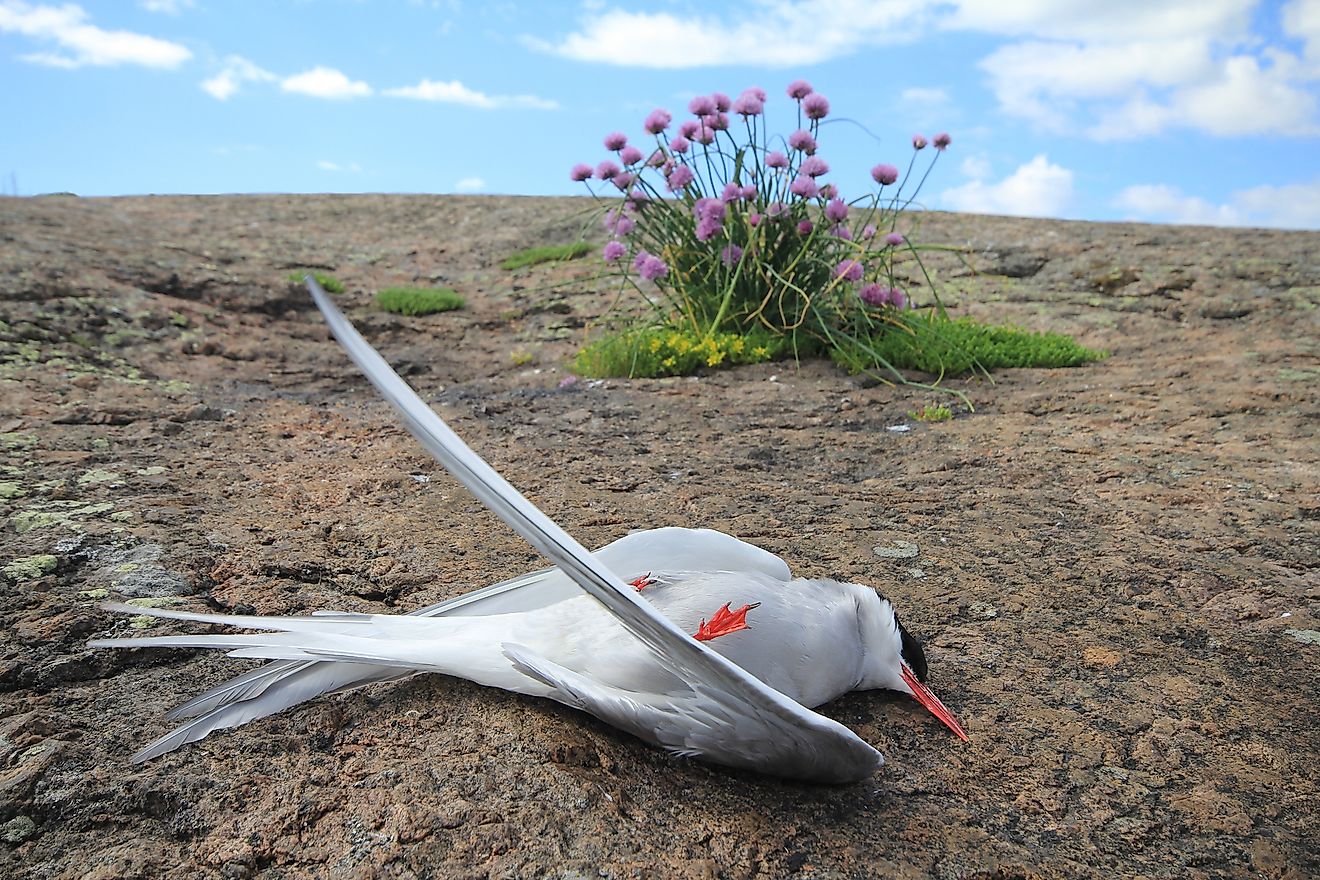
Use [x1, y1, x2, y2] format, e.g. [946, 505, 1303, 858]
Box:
[802, 93, 830, 120]
[604, 132, 627, 151]
[688, 95, 716, 115]
[786, 79, 813, 99]
[825, 198, 848, 222]
[603, 241, 626, 262]
[933, 132, 951, 150]
[859, 283, 886, 306]
[635, 252, 669, 281]
[667, 165, 695, 191]
[789, 175, 819, 198]
[644, 109, 672, 134]
[766, 151, 789, 169]
[732, 89, 765, 116]
[912, 134, 927, 150]
[871, 163, 899, 185]
[570, 163, 592, 182]
[799, 156, 829, 178]
[788, 129, 817, 154]
[619, 145, 643, 166]
[594, 161, 620, 180]
[835, 260, 864, 282]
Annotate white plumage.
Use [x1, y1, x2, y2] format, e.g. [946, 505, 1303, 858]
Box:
[90, 279, 967, 784]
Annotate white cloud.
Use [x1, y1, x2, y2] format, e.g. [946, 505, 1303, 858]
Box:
[138, 0, 193, 14]
[940, 154, 1074, 218]
[1286, 0, 1320, 71]
[281, 66, 371, 99]
[1113, 184, 1240, 226]
[454, 176, 485, 192]
[968, 3, 1320, 139]
[1115, 179, 1320, 229]
[982, 39, 1212, 104]
[535, 1, 1317, 140]
[1175, 55, 1318, 136]
[317, 160, 362, 173]
[201, 55, 275, 101]
[529, 0, 928, 68]
[0, 1, 191, 68]
[1234, 179, 1320, 228]
[944, 0, 1255, 43]
[384, 78, 558, 110]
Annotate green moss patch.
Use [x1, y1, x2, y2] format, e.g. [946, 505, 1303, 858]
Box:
[574, 326, 785, 379]
[375, 286, 465, 316]
[500, 242, 591, 270]
[833, 314, 1107, 378]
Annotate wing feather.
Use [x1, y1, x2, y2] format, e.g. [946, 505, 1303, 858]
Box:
[307, 277, 881, 783]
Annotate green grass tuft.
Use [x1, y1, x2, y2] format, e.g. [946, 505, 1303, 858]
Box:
[833, 314, 1107, 378]
[910, 403, 954, 422]
[375, 286, 465, 316]
[573, 326, 786, 378]
[289, 271, 344, 293]
[500, 242, 592, 270]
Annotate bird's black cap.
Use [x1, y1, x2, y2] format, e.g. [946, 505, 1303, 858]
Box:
[894, 613, 928, 682]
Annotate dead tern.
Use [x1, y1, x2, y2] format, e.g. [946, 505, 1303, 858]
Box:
[89, 277, 968, 783]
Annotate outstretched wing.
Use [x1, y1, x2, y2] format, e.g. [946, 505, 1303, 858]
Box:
[138, 527, 793, 763]
[307, 277, 880, 783]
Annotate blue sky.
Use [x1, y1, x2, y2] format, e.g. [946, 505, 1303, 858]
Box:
[2, 0, 1318, 228]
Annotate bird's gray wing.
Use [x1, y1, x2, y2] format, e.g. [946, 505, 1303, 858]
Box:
[308, 277, 881, 783]
[135, 564, 568, 762]
[161, 527, 787, 731]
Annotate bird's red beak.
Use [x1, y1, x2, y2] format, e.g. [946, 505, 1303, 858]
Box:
[901, 664, 970, 742]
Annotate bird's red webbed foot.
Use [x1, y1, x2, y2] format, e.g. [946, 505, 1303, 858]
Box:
[628, 573, 655, 591]
[693, 602, 760, 641]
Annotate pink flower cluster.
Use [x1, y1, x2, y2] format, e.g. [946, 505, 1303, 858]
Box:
[567, 77, 951, 300]
[633, 250, 669, 281]
[859, 283, 909, 309]
[693, 198, 726, 241]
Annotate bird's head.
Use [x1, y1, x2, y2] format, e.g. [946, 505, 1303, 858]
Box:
[858, 588, 970, 742]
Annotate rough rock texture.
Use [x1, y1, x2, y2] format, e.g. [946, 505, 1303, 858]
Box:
[0, 194, 1317, 879]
